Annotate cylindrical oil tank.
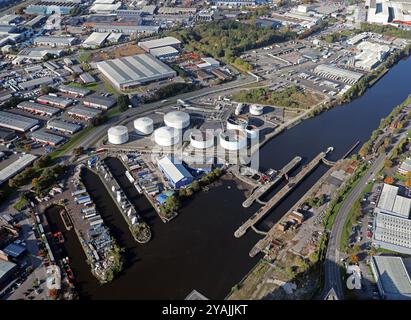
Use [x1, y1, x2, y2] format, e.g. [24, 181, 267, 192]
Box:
[164, 111, 190, 129]
[249, 104, 264, 116]
[226, 116, 248, 131]
[246, 125, 259, 140]
[190, 130, 214, 149]
[154, 126, 180, 146]
[219, 129, 247, 151]
[134, 117, 153, 135]
[108, 126, 129, 145]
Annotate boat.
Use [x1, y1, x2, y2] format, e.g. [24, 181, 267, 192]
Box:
[53, 231, 64, 244]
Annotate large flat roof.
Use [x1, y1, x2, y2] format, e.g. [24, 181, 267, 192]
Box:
[68, 106, 102, 118]
[30, 130, 65, 145]
[158, 156, 193, 184]
[18, 101, 60, 115]
[138, 36, 181, 50]
[0, 153, 38, 185]
[0, 259, 17, 280]
[378, 183, 399, 212]
[372, 256, 411, 299]
[96, 53, 176, 88]
[0, 111, 39, 132]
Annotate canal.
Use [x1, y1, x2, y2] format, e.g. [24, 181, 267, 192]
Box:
[64, 56, 411, 299]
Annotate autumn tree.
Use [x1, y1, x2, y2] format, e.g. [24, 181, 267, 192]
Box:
[384, 176, 394, 184]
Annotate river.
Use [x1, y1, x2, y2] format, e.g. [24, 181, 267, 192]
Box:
[51, 56, 411, 299]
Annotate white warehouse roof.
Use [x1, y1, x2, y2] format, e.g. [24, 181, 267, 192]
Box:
[377, 183, 411, 218]
[0, 154, 38, 185]
[138, 36, 181, 51]
[0, 111, 39, 132]
[83, 32, 110, 47]
[96, 53, 176, 90]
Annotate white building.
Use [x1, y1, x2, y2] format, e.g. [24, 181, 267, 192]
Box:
[355, 41, 391, 70]
[366, 0, 411, 25]
[373, 183, 411, 254]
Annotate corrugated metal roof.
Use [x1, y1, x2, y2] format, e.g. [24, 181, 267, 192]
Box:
[157, 156, 192, 184]
[377, 183, 399, 212]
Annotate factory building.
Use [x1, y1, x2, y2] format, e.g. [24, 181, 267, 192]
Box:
[371, 256, 411, 300]
[138, 37, 181, 52]
[366, 0, 411, 25]
[91, 24, 159, 35]
[96, 54, 177, 91]
[37, 95, 73, 109]
[373, 183, 411, 254]
[25, 1, 78, 15]
[17, 101, 60, 116]
[107, 126, 129, 144]
[157, 156, 193, 189]
[0, 111, 39, 132]
[149, 46, 179, 59]
[59, 84, 90, 97]
[33, 36, 76, 47]
[314, 64, 364, 85]
[30, 130, 65, 146]
[0, 154, 37, 186]
[197, 57, 220, 71]
[398, 157, 411, 176]
[212, 0, 256, 6]
[164, 111, 190, 129]
[354, 41, 391, 70]
[83, 96, 116, 110]
[0, 259, 18, 287]
[80, 72, 96, 84]
[82, 32, 110, 48]
[47, 119, 82, 135]
[68, 106, 102, 120]
[19, 77, 54, 91]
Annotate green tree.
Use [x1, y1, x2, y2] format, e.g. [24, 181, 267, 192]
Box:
[117, 94, 130, 112]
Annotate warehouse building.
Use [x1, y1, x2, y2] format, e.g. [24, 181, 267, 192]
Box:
[68, 106, 102, 120]
[19, 77, 54, 91]
[83, 95, 116, 110]
[0, 111, 39, 132]
[37, 95, 73, 109]
[355, 41, 391, 70]
[96, 53, 177, 90]
[59, 84, 90, 97]
[25, 1, 78, 15]
[82, 32, 110, 48]
[0, 259, 18, 288]
[47, 119, 82, 135]
[157, 156, 193, 189]
[33, 36, 76, 47]
[0, 153, 37, 186]
[371, 255, 411, 300]
[80, 72, 96, 84]
[149, 46, 179, 59]
[30, 130, 65, 146]
[17, 101, 60, 116]
[314, 64, 364, 85]
[373, 183, 411, 254]
[92, 24, 159, 35]
[138, 36, 181, 52]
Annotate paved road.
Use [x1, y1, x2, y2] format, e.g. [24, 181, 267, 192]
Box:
[321, 128, 409, 300]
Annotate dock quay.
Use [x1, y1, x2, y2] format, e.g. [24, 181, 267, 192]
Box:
[234, 147, 333, 238]
[91, 158, 151, 244]
[242, 156, 302, 208]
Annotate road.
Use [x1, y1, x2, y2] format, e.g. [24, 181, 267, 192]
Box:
[321, 127, 409, 300]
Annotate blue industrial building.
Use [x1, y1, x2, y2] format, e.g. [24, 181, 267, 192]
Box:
[157, 156, 193, 189]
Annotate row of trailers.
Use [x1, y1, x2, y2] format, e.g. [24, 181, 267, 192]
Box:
[71, 189, 104, 228]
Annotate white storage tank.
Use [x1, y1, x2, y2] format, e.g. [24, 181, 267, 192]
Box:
[246, 125, 259, 140]
[154, 126, 180, 146]
[235, 103, 244, 116]
[164, 111, 190, 129]
[226, 116, 248, 131]
[134, 117, 154, 135]
[219, 129, 247, 151]
[249, 104, 264, 116]
[190, 130, 214, 149]
[108, 126, 129, 145]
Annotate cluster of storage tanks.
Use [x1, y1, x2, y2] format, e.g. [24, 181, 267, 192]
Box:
[107, 105, 259, 151]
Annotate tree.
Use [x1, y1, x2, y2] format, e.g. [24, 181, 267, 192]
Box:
[73, 147, 84, 156]
[40, 85, 56, 95]
[358, 146, 367, 158]
[384, 159, 393, 168]
[349, 254, 359, 265]
[384, 176, 394, 184]
[405, 179, 411, 188]
[23, 144, 31, 153]
[117, 94, 130, 112]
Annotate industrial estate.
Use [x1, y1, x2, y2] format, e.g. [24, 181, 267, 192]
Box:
[1, 0, 411, 304]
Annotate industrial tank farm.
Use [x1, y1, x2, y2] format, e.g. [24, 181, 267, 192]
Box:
[108, 125, 129, 145]
[249, 105, 264, 116]
[189, 130, 214, 149]
[164, 111, 190, 129]
[219, 129, 247, 151]
[245, 125, 259, 140]
[134, 117, 154, 135]
[154, 126, 180, 147]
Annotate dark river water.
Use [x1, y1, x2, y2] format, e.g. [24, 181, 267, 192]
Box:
[46, 56, 411, 299]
